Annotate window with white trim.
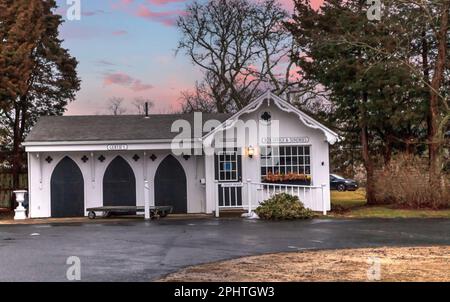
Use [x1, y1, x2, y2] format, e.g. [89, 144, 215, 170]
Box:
[260, 146, 311, 183]
[217, 151, 238, 181]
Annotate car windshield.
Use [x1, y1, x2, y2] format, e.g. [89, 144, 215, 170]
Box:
[331, 174, 345, 180]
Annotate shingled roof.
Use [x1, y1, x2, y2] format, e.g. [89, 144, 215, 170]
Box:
[25, 113, 232, 143]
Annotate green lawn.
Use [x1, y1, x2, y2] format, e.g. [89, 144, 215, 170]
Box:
[330, 189, 450, 218]
[331, 189, 367, 208]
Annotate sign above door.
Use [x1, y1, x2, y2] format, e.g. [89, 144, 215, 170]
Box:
[261, 137, 310, 144]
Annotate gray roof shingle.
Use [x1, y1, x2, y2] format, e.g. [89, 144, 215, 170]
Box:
[25, 113, 232, 142]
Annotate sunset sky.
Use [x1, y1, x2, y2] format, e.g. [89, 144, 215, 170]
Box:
[55, 0, 324, 115]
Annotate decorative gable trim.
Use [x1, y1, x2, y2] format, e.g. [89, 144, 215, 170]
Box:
[202, 91, 339, 145]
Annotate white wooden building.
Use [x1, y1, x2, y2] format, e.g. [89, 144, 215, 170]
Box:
[23, 92, 339, 218]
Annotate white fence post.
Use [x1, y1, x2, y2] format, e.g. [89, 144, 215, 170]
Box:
[246, 179, 252, 214]
[321, 184, 327, 216]
[214, 180, 220, 218]
[144, 180, 150, 220]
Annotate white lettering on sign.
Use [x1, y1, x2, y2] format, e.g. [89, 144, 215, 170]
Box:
[107, 144, 128, 151]
[261, 137, 310, 144]
[221, 182, 244, 188]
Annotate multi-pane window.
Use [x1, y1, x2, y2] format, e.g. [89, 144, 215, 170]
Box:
[218, 151, 238, 181]
[260, 146, 311, 182]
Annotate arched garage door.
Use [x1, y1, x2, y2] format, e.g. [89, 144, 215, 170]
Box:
[155, 155, 187, 213]
[103, 156, 136, 207]
[51, 157, 84, 218]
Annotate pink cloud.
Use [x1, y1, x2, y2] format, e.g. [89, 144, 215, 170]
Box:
[279, 0, 324, 11]
[135, 5, 185, 26]
[310, 0, 325, 10]
[132, 81, 154, 91]
[103, 72, 153, 91]
[288, 65, 302, 82]
[112, 30, 128, 36]
[146, 0, 186, 5]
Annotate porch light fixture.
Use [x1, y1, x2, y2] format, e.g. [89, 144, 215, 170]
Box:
[247, 146, 255, 158]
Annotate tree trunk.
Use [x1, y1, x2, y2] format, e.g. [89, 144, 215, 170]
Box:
[360, 92, 377, 205]
[10, 96, 28, 210]
[361, 124, 377, 205]
[384, 135, 393, 165]
[10, 104, 22, 209]
[422, 30, 433, 163]
[405, 137, 415, 155]
[428, 3, 449, 177]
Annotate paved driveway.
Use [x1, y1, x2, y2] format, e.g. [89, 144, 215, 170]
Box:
[0, 218, 449, 281]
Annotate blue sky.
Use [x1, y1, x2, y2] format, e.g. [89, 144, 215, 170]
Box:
[55, 0, 202, 115]
[54, 0, 322, 115]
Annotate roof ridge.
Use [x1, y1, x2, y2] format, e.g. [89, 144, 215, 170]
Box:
[41, 113, 232, 118]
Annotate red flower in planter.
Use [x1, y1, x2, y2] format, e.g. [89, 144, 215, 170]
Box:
[264, 172, 311, 183]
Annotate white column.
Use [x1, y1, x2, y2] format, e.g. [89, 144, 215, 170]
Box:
[90, 152, 95, 188]
[144, 180, 150, 220]
[214, 180, 219, 218]
[204, 154, 215, 213]
[143, 151, 147, 181]
[246, 179, 252, 214]
[321, 184, 327, 215]
[37, 153, 42, 190]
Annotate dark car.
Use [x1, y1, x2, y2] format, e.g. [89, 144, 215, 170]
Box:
[330, 174, 358, 191]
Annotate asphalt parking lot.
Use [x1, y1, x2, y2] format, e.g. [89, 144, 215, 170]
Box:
[0, 217, 449, 281]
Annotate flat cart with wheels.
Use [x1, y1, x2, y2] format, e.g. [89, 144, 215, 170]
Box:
[86, 206, 173, 219]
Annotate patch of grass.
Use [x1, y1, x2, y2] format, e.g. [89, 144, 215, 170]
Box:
[331, 189, 367, 209]
[329, 189, 450, 218]
[344, 207, 450, 219]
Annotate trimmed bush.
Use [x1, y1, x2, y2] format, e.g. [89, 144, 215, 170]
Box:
[255, 193, 314, 220]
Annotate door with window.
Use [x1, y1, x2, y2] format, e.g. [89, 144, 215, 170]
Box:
[215, 149, 242, 207]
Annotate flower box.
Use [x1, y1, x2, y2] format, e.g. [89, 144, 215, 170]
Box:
[263, 173, 312, 186]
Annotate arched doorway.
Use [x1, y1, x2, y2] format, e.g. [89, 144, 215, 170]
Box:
[103, 156, 136, 207]
[155, 155, 187, 213]
[51, 157, 84, 218]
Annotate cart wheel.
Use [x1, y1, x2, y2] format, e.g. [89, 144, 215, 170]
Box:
[159, 210, 168, 218]
[151, 211, 160, 220]
[88, 211, 96, 219]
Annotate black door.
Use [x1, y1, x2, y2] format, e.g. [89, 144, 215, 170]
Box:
[215, 149, 243, 207]
[103, 156, 136, 206]
[155, 155, 187, 213]
[51, 157, 84, 218]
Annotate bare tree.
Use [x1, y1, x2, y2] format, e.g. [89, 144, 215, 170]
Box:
[179, 81, 216, 113]
[107, 97, 126, 115]
[133, 97, 154, 115]
[176, 0, 307, 113]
